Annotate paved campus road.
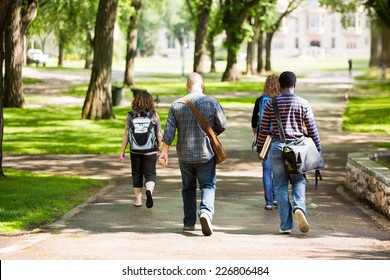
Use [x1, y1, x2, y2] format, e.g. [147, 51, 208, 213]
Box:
[1, 69, 390, 260]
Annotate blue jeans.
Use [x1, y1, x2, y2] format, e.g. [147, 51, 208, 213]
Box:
[270, 141, 307, 231]
[179, 158, 216, 226]
[262, 155, 275, 206]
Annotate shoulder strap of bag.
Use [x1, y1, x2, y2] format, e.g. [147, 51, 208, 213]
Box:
[272, 98, 286, 143]
[183, 96, 217, 142]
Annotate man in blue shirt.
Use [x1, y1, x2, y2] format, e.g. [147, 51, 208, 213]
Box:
[159, 72, 227, 236]
[257, 71, 322, 234]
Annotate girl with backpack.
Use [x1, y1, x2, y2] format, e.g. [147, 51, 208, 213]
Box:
[120, 90, 162, 208]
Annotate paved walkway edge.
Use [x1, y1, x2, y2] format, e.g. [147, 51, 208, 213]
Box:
[336, 186, 390, 231]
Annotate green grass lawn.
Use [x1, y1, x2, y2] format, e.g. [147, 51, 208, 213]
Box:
[342, 76, 390, 149]
[0, 169, 105, 235]
[3, 106, 169, 154]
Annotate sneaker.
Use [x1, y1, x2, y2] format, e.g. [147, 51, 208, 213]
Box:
[183, 225, 195, 231]
[272, 201, 278, 208]
[264, 205, 273, 210]
[279, 229, 292, 234]
[146, 190, 153, 208]
[199, 213, 213, 236]
[294, 209, 309, 233]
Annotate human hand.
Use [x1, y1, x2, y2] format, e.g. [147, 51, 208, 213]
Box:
[119, 153, 125, 163]
[159, 152, 168, 166]
[258, 153, 267, 161]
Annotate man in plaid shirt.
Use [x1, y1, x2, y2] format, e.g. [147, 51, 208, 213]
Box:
[159, 72, 227, 236]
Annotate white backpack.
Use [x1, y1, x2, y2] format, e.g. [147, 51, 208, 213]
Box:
[128, 110, 157, 152]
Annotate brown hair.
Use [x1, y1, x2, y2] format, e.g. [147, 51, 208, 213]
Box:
[263, 74, 280, 98]
[131, 90, 155, 112]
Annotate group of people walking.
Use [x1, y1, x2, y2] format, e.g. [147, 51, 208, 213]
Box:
[120, 71, 322, 236]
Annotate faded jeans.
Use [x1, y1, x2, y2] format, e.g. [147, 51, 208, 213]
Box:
[262, 155, 275, 206]
[179, 158, 216, 226]
[270, 140, 307, 231]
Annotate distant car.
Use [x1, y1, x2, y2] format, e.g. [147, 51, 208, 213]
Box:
[27, 49, 49, 66]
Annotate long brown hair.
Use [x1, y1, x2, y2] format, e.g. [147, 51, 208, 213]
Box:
[263, 74, 280, 98]
[131, 90, 155, 112]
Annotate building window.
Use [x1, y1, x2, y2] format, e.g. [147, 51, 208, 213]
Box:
[331, 38, 335, 48]
[308, 12, 325, 29]
[310, 40, 320, 47]
[346, 42, 357, 49]
[345, 13, 360, 28]
[167, 36, 175, 49]
[295, 38, 299, 49]
[309, 13, 320, 29]
[274, 42, 284, 49]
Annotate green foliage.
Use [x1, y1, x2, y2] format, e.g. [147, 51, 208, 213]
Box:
[0, 169, 105, 234]
[137, 0, 166, 55]
[27, 0, 98, 60]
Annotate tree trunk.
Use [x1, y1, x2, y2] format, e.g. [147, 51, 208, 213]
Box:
[257, 30, 263, 73]
[245, 22, 259, 75]
[222, 34, 239, 81]
[82, 0, 119, 120]
[381, 23, 390, 66]
[193, 0, 212, 75]
[124, 0, 143, 86]
[221, 0, 260, 81]
[4, 0, 37, 108]
[84, 31, 93, 69]
[245, 41, 254, 75]
[209, 42, 216, 73]
[369, 26, 381, 67]
[58, 33, 65, 67]
[0, 0, 13, 177]
[265, 32, 273, 71]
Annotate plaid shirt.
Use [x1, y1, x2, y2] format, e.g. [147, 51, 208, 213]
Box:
[163, 91, 227, 163]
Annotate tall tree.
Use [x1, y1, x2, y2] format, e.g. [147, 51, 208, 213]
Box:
[3, 0, 37, 108]
[206, 2, 224, 73]
[264, 0, 303, 71]
[122, 0, 144, 86]
[0, 0, 13, 177]
[82, 0, 119, 120]
[186, 0, 213, 75]
[221, 0, 260, 82]
[244, 15, 258, 75]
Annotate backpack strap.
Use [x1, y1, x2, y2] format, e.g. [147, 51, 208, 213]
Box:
[272, 98, 286, 143]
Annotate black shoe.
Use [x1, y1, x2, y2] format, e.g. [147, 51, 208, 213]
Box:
[146, 190, 153, 208]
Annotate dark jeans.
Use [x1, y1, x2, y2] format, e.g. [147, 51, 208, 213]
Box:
[179, 158, 216, 226]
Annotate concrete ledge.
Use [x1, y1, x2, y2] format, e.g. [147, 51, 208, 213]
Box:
[346, 151, 390, 219]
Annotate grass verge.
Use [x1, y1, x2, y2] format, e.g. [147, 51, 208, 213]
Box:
[343, 75, 390, 149]
[0, 169, 105, 235]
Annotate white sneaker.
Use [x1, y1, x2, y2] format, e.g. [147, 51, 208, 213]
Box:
[279, 229, 292, 234]
[199, 213, 213, 236]
[294, 209, 309, 233]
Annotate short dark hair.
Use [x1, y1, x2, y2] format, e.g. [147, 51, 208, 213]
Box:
[279, 71, 296, 89]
